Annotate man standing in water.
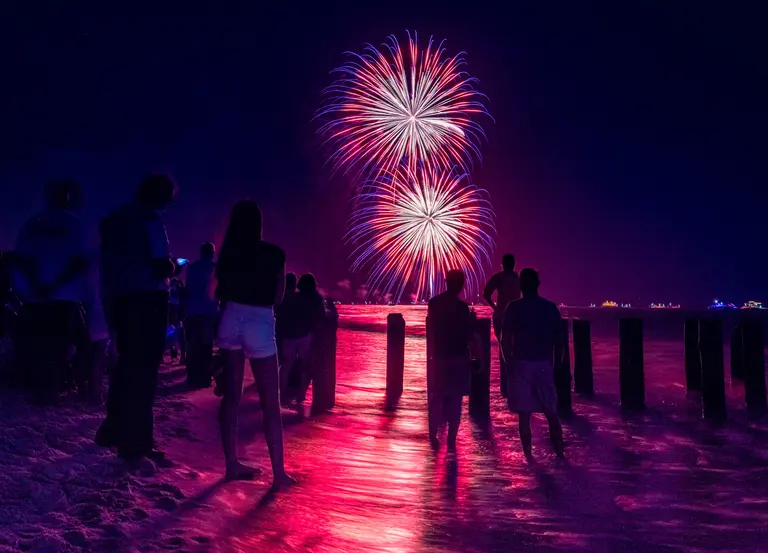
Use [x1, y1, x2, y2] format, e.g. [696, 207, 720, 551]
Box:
[501, 268, 565, 459]
[483, 254, 521, 395]
[96, 174, 177, 461]
[427, 269, 480, 450]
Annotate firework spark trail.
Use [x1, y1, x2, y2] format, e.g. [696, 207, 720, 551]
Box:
[348, 165, 495, 302]
[318, 32, 490, 181]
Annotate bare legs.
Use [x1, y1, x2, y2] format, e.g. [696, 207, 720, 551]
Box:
[517, 411, 564, 459]
[518, 412, 533, 458]
[545, 412, 565, 458]
[249, 354, 295, 489]
[219, 349, 261, 480]
[218, 349, 295, 488]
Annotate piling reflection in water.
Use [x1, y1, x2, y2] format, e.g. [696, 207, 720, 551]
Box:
[176, 306, 768, 552]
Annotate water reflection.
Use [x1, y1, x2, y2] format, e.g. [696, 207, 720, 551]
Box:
[162, 307, 767, 552]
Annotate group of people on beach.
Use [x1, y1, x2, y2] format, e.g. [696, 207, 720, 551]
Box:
[4, 175, 336, 489]
[4, 174, 566, 491]
[428, 254, 565, 459]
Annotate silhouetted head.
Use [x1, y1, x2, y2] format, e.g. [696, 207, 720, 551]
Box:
[519, 268, 540, 296]
[137, 174, 177, 211]
[445, 269, 466, 296]
[220, 200, 263, 257]
[502, 254, 516, 272]
[297, 273, 317, 294]
[200, 242, 215, 260]
[45, 180, 81, 210]
[285, 272, 297, 293]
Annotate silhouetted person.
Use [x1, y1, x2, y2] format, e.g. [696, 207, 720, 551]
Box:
[427, 270, 481, 450]
[12, 180, 90, 403]
[215, 200, 295, 489]
[275, 272, 297, 370]
[184, 242, 218, 389]
[483, 253, 521, 340]
[292, 273, 327, 407]
[501, 268, 565, 459]
[277, 272, 323, 404]
[95, 174, 177, 461]
[81, 250, 109, 402]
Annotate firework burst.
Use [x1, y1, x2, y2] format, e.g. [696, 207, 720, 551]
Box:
[318, 32, 489, 180]
[348, 165, 495, 302]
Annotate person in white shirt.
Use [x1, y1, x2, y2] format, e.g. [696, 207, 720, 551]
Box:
[95, 174, 177, 462]
[183, 242, 218, 388]
[12, 180, 90, 403]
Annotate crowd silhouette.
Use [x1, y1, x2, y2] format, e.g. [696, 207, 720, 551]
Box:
[1, 174, 568, 490]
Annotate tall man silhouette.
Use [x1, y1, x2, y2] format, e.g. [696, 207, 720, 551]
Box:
[96, 174, 177, 461]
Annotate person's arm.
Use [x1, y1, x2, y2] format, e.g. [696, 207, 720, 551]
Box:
[43, 222, 90, 298]
[146, 216, 175, 280]
[12, 222, 47, 299]
[500, 307, 514, 365]
[273, 262, 286, 306]
[313, 294, 328, 327]
[483, 274, 497, 310]
[553, 305, 565, 364]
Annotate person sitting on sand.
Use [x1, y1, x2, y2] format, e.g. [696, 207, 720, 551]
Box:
[215, 200, 295, 489]
[501, 268, 565, 460]
[427, 269, 481, 450]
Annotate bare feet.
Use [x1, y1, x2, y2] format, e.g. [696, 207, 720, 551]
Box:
[271, 472, 297, 491]
[523, 447, 534, 463]
[225, 462, 263, 481]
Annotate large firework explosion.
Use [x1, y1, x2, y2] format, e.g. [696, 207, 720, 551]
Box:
[348, 165, 495, 302]
[319, 32, 495, 300]
[319, 31, 489, 179]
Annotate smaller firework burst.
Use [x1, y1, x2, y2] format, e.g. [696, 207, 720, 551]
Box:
[348, 165, 495, 302]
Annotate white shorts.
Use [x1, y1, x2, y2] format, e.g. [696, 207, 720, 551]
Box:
[216, 302, 276, 359]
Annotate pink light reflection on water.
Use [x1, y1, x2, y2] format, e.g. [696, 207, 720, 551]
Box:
[164, 306, 768, 552]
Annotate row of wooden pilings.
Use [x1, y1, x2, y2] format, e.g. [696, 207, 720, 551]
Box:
[385, 313, 768, 421]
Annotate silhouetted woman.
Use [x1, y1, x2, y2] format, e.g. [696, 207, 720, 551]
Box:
[215, 200, 295, 488]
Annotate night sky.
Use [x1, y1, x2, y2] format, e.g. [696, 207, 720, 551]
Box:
[1, 3, 765, 306]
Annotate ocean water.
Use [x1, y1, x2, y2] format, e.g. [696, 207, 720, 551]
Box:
[3, 305, 766, 552]
[166, 305, 768, 552]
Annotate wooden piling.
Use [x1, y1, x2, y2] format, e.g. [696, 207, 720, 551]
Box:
[553, 318, 572, 415]
[698, 318, 726, 423]
[426, 315, 434, 408]
[311, 309, 338, 414]
[386, 313, 406, 400]
[684, 318, 702, 391]
[730, 323, 745, 381]
[469, 317, 491, 418]
[742, 320, 767, 417]
[619, 318, 645, 411]
[572, 319, 594, 397]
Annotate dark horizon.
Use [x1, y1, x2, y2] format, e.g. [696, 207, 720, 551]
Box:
[1, 3, 765, 306]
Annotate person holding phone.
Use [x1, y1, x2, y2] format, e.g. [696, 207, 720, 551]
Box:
[96, 174, 177, 462]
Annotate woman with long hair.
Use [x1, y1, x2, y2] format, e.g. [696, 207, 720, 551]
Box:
[215, 200, 294, 489]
